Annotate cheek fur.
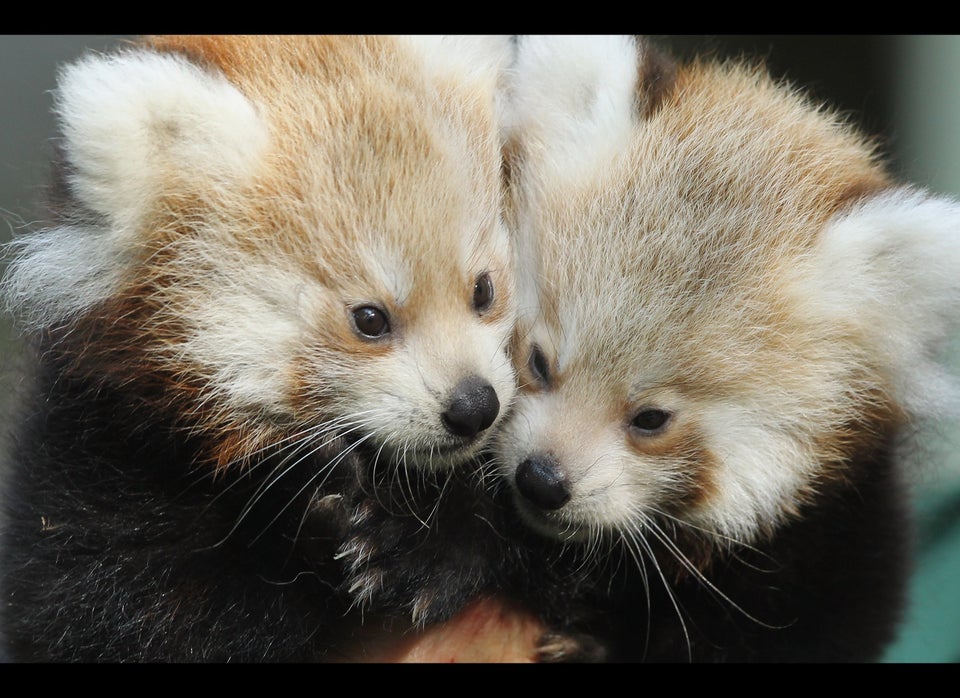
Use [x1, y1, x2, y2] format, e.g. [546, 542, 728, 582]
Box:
[693, 404, 820, 541]
[623, 415, 717, 518]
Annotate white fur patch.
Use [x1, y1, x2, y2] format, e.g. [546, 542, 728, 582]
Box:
[400, 35, 514, 91]
[171, 258, 315, 416]
[810, 188, 960, 418]
[696, 402, 814, 541]
[1, 224, 125, 329]
[503, 35, 639, 183]
[57, 49, 269, 231]
[3, 48, 270, 329]
[367, 240, 413, 308]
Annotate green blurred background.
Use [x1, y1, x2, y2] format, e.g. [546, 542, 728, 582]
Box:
[0, 35, 957, 662]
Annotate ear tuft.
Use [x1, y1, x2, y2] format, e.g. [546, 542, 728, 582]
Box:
[55, 48, 269, 231]
[814, 188, 960, 417]
[2, 47, 270, 330]
[502, 35, 640, 179]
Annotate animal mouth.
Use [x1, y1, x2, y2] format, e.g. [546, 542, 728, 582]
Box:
[356, 431, 485, 466]
[412, 434, 484, 460]
[511, 493, 586, 542]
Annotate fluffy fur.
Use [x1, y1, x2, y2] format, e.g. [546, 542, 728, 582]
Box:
[5, 33, 958, 663]
[343, 35, 960, 662]
[494, 35, 960, 660]
[0, 34, 516, 661]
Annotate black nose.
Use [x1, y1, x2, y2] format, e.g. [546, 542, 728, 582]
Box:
[441, 375, 500, 438]
[515, 454, 570, 510]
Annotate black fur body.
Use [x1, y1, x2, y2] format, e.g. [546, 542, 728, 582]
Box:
[341, 432, 913, 662]
[0, 339, 371, 661]
[0, 330, 915, 662]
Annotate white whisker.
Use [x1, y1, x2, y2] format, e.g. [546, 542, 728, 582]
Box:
[617, 519, 664, 661]
[249, 432, 377, 546]
[642, 515, 783, 631]
[200, 415, 376, 550]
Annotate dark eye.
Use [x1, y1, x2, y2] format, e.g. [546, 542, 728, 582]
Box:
[528, 343, 550, 387]
[351, 305, 390, 338]
[631, 408, 672, 434]
[473, 272, 494, 313]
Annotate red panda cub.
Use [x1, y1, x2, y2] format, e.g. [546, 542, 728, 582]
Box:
[0, 35, 516, 661]
[486, 35, 960, 661]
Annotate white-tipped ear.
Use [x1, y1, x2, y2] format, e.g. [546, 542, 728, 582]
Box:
[56, 48, 269, 232]
[814, 188, 960, 417]
[2, 48, 270, 330]
[502, 35, 639, 178]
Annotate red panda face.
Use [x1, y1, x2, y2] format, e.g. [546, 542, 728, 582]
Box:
[494, 36, 960, 557]
[3, 35, 517, 473]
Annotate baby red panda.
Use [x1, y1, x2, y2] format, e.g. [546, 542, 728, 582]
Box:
[487, 34, 960, 661]
[0, 34, 516, 661]
[338, 35, 960, 662]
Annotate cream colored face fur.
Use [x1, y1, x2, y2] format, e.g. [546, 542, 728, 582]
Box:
[496, 36, 960, 548]
[4, 35, 517, 471]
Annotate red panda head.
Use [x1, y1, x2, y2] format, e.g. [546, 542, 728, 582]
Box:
[2, 35, 518, 473]
[495, 36, 960, 555]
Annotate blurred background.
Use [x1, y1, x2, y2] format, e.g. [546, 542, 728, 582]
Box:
[0, 34, 958, 662]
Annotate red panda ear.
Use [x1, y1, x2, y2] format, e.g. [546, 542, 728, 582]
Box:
[1, 48, 270, 330]
[809, 188, 960, 418]
[54, 48, 269, 234]
[502, 35, 641, 184]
